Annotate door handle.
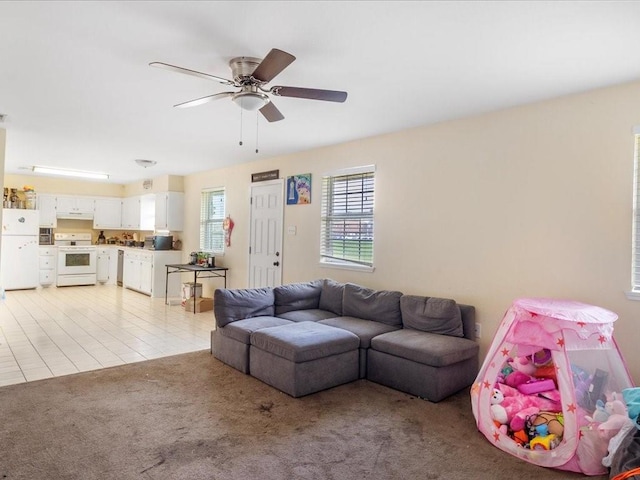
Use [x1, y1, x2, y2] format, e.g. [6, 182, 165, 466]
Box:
[273, 261, 280, 267]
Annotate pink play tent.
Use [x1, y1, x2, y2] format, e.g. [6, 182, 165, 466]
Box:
[471, 298, 635, 475]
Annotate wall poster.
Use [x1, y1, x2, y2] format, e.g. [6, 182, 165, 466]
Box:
[286, 173, 312, 205]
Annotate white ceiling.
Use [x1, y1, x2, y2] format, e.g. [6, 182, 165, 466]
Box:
[2, 1, 640, 184]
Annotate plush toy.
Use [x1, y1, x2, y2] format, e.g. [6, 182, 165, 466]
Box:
[490, 384, 561, 431]
[598, 396, 633, 441]
[585, 399, 609, 424]
[503, 356, 537, 388]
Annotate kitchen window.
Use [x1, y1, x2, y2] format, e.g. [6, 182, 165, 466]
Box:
[200, 187, 226, 255]
[320, 165, 375, 271]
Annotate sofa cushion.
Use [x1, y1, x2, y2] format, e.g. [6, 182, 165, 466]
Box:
[250, 321, 360, 363]
[319, 279, 345, 316]
[274, 280, 323, 315]
[214, 287, 275, 328]
[401, 296, 464, 338]
[219, 316, 293, 344]
[319, 316, 400, 348]
[370, 329, 479, 367]
[342, 284, 402, 326]
[278, 309, 338, 323]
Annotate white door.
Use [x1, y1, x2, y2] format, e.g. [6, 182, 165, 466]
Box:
[249, 180, 283, 288]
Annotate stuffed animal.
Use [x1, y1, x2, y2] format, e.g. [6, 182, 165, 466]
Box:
[490, 384, 561, 431]
[598, 396, 633, 441]
[585, 399, 609, 424]
[503, 356, 537, 388]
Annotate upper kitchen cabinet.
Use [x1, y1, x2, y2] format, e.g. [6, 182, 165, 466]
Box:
[155, 192, 184, 231]
[56, 195, 95, 219]
[37, 194, 57, 227]
[94, 197, 123, 230]
[121, 194, 155, 231]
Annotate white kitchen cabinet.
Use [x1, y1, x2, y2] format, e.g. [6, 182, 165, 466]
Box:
[121, 195, 154, 230]
[155, 192, 184, 231]
[56, 195, 95, 215]
[94, 197, 123, 229]
[37, 194, 57, 228]
[122, 248, 180, 297]
[39, 246, 56, 286]
[96, 248, 110, 283]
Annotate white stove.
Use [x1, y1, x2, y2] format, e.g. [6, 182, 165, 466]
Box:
[54, 233, 97, 286]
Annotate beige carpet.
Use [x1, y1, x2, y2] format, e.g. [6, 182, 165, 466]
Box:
[0, 351, 606, 480]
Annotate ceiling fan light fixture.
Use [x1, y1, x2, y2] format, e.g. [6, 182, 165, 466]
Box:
[135, 159, 157, 168]
[232, 91, 269, 111]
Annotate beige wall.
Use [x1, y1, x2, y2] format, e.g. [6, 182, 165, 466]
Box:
[183, 80, 640, 383]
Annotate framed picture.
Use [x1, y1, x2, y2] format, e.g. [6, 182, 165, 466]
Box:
[286, 173, 312, 205]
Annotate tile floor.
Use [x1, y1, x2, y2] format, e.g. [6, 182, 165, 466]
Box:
[0, 284, 215, 387]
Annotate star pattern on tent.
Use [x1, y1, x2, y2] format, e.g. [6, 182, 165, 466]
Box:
[557, 337, 565, 347]
[493, 431, 500, 442]
[598, 335, 607, 344]
[483, 380, 491, 390]
[501, 348, 510, 357]
[577, 321, 586, 328]
[566, 403, 577, 413]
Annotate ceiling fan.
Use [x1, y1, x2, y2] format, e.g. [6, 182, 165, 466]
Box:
[150, 48, 348, 122]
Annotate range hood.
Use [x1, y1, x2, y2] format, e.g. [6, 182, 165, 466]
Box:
[56, 212, 94, 220]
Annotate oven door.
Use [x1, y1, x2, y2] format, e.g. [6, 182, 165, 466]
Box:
[57, 247, 97, 275]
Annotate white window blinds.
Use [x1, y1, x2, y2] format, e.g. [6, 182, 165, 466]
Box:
[320, 166, 375, 268]
[200, 188, 225, 254]
[632, 134, 640, 291]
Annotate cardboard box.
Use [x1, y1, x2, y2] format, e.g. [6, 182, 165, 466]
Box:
[184, 297, 213, 313]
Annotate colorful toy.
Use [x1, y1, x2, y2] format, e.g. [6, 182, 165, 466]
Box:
[528, 411, 565, 438]
[517, 378, 556, 395]
[530, 424, 560, 450]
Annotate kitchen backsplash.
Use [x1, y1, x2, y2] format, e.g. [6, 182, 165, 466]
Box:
[53, 219, 178, 245]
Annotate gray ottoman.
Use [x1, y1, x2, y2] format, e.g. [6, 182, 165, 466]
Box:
[249, 321, 360, 397]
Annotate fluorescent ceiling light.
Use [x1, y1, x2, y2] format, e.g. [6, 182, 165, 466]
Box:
[32, 166, 109, 180]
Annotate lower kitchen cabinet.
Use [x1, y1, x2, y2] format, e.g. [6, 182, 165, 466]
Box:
[122, 249, 181, 297]
[97, 247, 117, 284]
[39, 246, 56, 286]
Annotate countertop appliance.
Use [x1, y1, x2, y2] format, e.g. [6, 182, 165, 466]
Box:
[54, 233, 97, 287]
[145, 235, 173, 250]
[1, 208, 39, 290]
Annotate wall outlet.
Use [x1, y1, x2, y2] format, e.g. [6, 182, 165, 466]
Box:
[474, 323, 481, 339]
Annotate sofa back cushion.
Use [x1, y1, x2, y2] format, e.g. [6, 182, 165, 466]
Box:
[319, 279, 345, 316]
[214, 287, 275, 328]
[400, 295, 464, 337]
[342, 283, 403, 326]
[274, 280, 323, 315]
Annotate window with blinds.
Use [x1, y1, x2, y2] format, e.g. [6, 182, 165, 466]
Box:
[200, 188, 225, 254]
[320, 166, 375, 269]
[632, 133, 640, 292]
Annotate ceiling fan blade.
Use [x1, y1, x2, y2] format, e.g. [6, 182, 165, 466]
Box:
[174, 92, 234, 108]
[150, 62, 235, 86]
[270, 86, 347, 103]
[251, 49, 296, 83]
[259, 101, 285, 122]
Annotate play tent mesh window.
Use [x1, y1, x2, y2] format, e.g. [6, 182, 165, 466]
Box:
[200, 187, 225, 254]
[320, 165, 375, 270]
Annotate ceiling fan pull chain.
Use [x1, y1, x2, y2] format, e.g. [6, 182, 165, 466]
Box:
[255, 112, 259, 154]
[239, 108, 243, 146]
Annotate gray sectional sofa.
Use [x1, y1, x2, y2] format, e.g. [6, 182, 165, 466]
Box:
[211, 279, 479, 402]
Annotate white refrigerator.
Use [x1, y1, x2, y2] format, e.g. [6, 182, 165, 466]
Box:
[1, 209, 39, 290]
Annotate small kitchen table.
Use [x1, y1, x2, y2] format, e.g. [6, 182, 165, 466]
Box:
[165, 264, 229, 313]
